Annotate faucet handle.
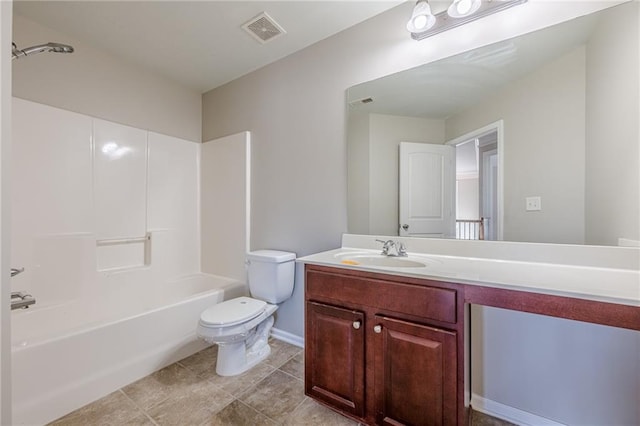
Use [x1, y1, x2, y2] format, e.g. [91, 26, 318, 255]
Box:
[375, 239, 394, 255]
[397, 243, 407, 257]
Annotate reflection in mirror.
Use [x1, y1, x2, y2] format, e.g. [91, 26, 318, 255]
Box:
[346, 2, 638, 246]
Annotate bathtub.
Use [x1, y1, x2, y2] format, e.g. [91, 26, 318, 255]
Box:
[11, 273, 246, 426]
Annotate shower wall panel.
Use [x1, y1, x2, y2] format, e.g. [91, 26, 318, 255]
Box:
[11, 97, 200, 305]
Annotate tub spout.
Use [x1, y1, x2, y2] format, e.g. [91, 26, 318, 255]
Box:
[11, 291, 35, 310]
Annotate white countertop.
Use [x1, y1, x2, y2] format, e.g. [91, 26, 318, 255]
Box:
[298, 235, 640, 307]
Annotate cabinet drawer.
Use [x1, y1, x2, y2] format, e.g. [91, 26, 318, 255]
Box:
[306, 268, 457, 324]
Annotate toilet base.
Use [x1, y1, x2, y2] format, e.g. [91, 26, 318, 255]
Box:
[215, 316, 274, 376]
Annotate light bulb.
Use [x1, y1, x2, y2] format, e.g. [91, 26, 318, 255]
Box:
[448, 0, 481, 18]
[413, 15, 428, 30]
[406, 0, 436, 33]
[456, 0, 472, 15]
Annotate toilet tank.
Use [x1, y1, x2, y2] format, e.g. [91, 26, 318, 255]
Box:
[246, 250, 296, 304]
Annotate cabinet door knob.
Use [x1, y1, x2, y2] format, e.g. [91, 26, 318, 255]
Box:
[373, 325, 382, 333]
[353, 321, 361, 330]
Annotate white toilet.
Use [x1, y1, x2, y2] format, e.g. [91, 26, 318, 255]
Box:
[197, 250, 296, 376]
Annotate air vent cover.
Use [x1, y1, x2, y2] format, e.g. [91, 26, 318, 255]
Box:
[242, 12, 286, 44]
[348, 97, 374, 108]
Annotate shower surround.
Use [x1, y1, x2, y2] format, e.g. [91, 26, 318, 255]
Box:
[9, 98, 243, 425]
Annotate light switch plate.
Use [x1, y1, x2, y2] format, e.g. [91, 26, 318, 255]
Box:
[526, 196, 542, 211]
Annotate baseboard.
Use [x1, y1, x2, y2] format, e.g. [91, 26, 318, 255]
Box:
[270, 327, 304, 348]
[471, 394, 566, 426]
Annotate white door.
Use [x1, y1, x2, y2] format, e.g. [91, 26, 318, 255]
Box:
[399, 142, 455, 238]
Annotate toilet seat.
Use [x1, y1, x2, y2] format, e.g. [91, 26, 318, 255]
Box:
[199, 296, 266, 328]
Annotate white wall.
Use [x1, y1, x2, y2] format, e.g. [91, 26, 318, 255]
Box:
[0, 1, 13, 423]
[347, 111, 370, 235]
[12, 14, 202, 142]
[472, 306, 640, 425]
[446, 46, 587, 244]
[201, 132, 251, 284]
[585, 2, 640, 245]
[456, 178, 479, 219]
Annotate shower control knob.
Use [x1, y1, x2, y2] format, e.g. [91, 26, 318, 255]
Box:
[373, 325, 382, 333]
[352, 321, 361, 330]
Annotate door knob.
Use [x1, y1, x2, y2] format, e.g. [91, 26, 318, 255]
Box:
[353, 321, 361, 330]
[401, 224, 409, 230]
[373, 325, 382, 333]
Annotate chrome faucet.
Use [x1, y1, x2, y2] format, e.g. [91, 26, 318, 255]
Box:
[10, 267, 34, 309]
[11, 291, 35, 310]
[375, 239, 408, 257]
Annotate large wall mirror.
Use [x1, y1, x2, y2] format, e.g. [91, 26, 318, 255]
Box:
[346, 2, 638, 246]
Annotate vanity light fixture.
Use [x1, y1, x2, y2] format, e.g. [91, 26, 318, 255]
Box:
[406, 0, 436, 33]
[408, 0, 528, 41]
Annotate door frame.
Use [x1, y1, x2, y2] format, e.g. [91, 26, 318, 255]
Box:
[446, 120, 504, 241]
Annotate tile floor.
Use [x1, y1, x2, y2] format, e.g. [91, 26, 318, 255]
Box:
[49, 339, 513, 426]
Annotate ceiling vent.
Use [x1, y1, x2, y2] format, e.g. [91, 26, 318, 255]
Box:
[242, 12, 286, 44]
[348, 97, 374, 108]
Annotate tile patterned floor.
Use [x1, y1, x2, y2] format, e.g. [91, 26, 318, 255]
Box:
[49, 339, 512, 426]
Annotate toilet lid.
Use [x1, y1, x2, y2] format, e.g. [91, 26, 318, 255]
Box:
[200, 297, 267, 327]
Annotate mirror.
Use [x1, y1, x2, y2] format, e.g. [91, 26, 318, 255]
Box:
[346, 2, 638, 246]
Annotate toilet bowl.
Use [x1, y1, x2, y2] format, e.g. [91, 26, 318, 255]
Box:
[196, 250, 295, 376]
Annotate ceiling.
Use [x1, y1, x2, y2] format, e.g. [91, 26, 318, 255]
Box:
[14, 1, 402, 93]
[347, 7, 600, 119]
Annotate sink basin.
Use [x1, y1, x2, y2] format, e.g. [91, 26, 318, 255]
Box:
[339, 254, 427, 268]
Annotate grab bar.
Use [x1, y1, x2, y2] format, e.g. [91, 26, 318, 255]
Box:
[96, 234, 151, 247]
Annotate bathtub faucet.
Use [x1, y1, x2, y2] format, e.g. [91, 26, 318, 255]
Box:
[11, 291, 35, 310]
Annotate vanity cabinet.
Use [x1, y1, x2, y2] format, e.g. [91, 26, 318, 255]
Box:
[306, 301, 365, 417]
[305, 265, 465, 426]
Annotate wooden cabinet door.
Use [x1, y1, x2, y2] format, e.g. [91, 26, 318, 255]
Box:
[374, 316, 457, 426]
[305, 301, 366, 418]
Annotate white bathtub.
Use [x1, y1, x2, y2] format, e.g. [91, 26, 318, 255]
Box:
[11, 273, 245, 426]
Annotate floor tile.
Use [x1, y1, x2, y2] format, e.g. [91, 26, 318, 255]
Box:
[283, 397, 359, 425]
[206, 361, 276, 397]
[121, 374, 172, 411]
[178, 345, 218, 378]
[146, 381, 233, 426]
[201, 400, 276, 425]
[279, 352, 304, 379]
[264, 339, 302, 369]
[48, 339, 515, 426]
[120, 413, 157, 425]
[122, 363, 202, 410]
[49, 390, 142, 425]
[238, 369, 305, 422]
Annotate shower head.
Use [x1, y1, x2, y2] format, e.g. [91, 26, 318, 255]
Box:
[12, 42, 74, 60]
